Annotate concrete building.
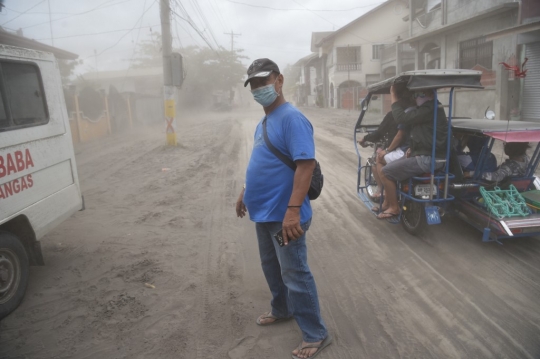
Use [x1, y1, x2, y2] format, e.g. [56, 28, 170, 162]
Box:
[312, 0, 411, 109]
[398, 0, 540, 120]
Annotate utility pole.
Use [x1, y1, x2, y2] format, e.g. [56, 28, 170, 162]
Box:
[224, 30, 241, 52]
[48, 0, 54, 47]
[160, 0, 177, 146]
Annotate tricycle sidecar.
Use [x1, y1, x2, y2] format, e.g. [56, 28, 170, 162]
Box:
[450, 119, 540, 242]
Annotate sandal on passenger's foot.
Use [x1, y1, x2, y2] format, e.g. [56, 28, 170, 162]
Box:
[371, 206, 388, 214]
[256, 311, 292, 326]
[291, 335, 333, 359]
[377, 211, 399, 220]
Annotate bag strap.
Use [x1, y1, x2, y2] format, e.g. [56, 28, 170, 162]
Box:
[262, 116, 296, 171]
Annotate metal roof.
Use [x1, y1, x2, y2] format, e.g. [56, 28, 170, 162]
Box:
[0, 29, 78, 60]
[367, 69, 483, 93]
[452, 119, 540, 142]
[452, 119, 540, 133]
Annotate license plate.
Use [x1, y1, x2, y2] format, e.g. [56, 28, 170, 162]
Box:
[414, 184, 437, 196]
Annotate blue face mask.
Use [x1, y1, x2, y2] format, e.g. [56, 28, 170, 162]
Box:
[251, 79, 279, 107]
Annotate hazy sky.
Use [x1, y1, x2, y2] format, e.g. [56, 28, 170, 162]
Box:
[1, 0, 387, 75]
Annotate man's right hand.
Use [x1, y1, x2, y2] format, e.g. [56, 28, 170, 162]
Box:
[236, 190, 247, 218]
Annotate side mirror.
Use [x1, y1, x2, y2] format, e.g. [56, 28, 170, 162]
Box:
[485, 109, 495, 120]
[360, 98, 368, 111]
[371, 95, 379, 100]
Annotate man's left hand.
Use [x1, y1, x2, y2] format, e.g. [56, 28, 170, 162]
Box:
[282, 207, 304, 246]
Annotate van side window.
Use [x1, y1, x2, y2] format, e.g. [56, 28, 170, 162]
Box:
[0, 61, 49, 131]
[0, 89, 8, 129]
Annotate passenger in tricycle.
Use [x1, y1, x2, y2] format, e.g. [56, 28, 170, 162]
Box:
[456, 135, 497, 173]
[464, 142, 530, 182]
[376, 86, 448, 219]
[359, 86, 416, 200]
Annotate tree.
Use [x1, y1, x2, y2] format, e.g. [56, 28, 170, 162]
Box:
[130, 31, 163, 69]
[58, 59, 83, 85]
[130, 32, 247, 107]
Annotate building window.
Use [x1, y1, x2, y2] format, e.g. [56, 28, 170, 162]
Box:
[0, 61, 49, 131]
[459, 37, 493, 70]
[336, 46, 361, 71]
[372, 45, 382, 60]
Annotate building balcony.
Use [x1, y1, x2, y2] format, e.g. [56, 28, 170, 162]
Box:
[336, 63, 361, 71]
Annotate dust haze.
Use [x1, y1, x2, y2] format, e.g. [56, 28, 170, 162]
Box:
[1, 1, 540, 359]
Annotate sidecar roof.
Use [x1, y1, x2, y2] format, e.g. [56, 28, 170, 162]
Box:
[367, 69, 483, 94]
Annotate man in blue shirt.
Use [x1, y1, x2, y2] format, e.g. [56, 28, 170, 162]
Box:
[236, 58, 331, 359]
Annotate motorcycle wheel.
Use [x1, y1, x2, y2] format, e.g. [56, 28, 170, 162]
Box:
[364, 163, 379, 202]
[401, 199, 427, 236]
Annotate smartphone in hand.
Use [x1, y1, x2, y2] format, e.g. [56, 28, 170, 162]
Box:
[273, 229, 285, 247]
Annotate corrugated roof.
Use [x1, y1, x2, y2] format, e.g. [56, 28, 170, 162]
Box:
[0, 28, 78, 60]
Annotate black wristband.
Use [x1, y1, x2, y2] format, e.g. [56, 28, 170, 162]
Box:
[287, 205, 301, 208]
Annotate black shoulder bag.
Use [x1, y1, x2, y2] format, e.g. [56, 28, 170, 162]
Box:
[262, 117, 323, 200]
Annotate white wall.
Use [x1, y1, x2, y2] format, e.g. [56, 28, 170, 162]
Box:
[325, 1, 409, 106]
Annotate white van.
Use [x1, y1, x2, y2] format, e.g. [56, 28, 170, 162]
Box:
[0, 45, 83, 319]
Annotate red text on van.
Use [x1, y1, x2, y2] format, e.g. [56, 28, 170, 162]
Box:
[0, 149, 34, 178]
[0, 175, 33, 200]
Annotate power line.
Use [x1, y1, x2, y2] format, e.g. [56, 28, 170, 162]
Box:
[20, 0, 135, 30]
[120, 0, 149, 91]
[170, 7, 217, 52]
[207, 0, 228, 32]
[2, 0, 47, 26]
[189, 0, 221, 49]
[171, 4, 202, 48]
[173, 0, 219, 50]
[5, 0, 121, 15]
[36, 24, 159, 41]
[224, 0, 385, 12]
[95, 0, 158, 57]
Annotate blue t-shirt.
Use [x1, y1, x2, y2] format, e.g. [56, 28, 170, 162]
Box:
[244, 102, 315, 223]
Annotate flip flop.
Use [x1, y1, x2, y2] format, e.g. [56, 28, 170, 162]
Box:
[371, 206, 388, 214]
[256, 312, 292, 326]
[377, 211, 399, 220]
[292, 335, 333, 359]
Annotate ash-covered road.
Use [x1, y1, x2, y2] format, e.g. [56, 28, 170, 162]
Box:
[1, 106, 539, 359]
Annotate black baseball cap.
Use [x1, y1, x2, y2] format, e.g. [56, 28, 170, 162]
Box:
[244, 58, 280, 87]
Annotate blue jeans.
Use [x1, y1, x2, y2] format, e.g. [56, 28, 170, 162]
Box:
[255, 219, 328, 342]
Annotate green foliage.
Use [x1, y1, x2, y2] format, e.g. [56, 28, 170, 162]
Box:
[130, 32, 163, 69]
[130, 32, 247, 107]
[58, 59, 83, 85]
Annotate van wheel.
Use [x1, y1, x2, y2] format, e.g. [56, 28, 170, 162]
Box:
[401, 200, 426, 236]
[0, 231, 29, 320]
